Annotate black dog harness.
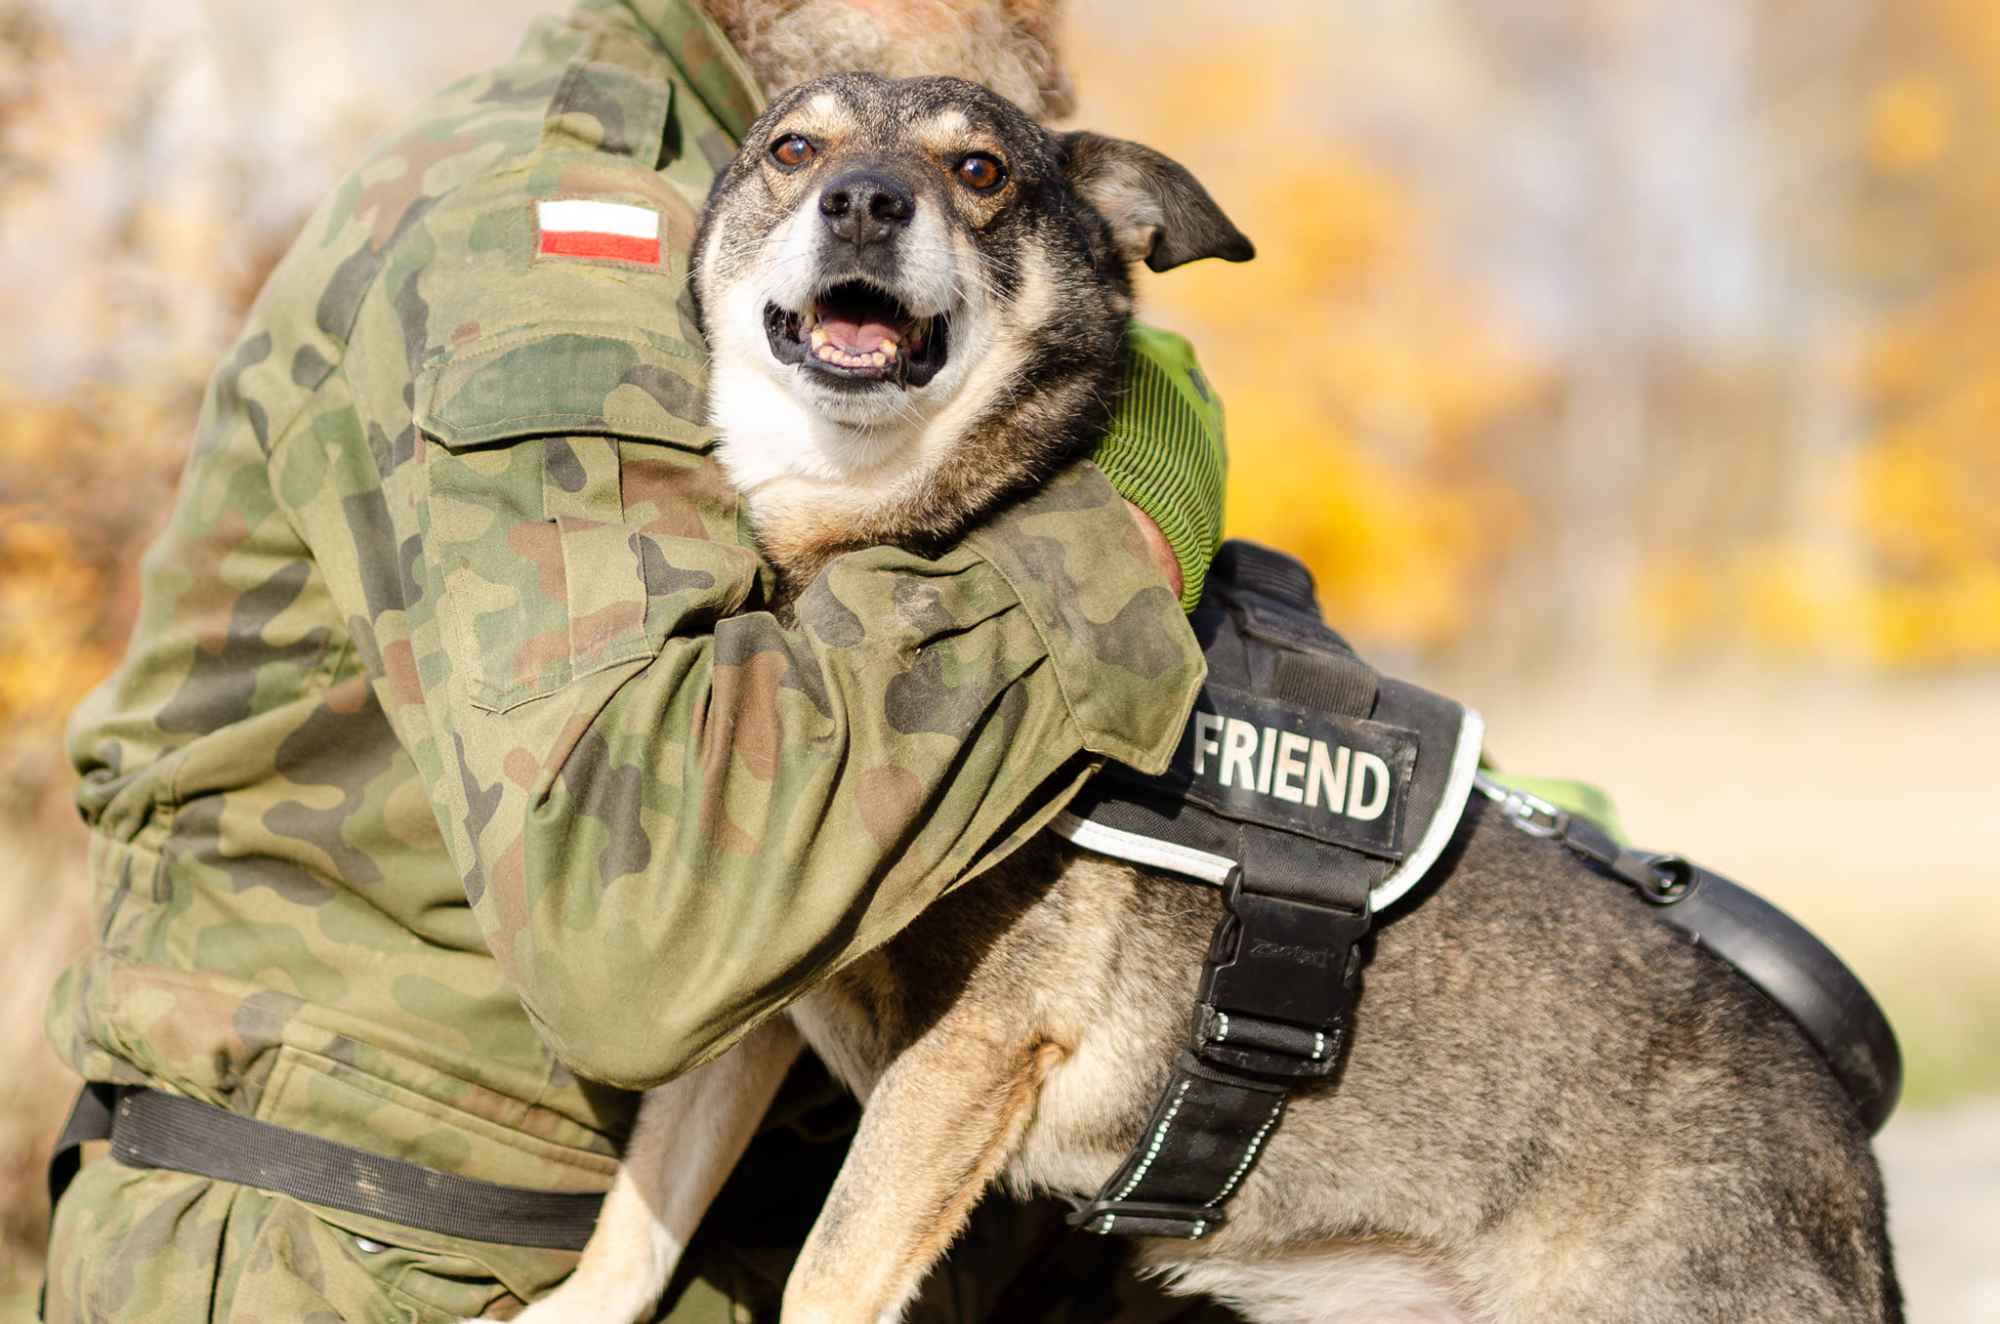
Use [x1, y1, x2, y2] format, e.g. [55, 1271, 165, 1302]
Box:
[1054, 541, 1901, 1241]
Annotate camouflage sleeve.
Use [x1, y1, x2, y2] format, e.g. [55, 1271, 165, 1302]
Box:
[299, 341, 1203, 1087]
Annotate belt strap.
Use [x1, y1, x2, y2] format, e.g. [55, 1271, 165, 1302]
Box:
[40, 1082, 118, 1319]
[45, 1081, 115, 1215]
[47, 1085, 604, 1251]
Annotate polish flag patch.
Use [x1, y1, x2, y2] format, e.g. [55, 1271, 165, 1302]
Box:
[535, 200, 662, 265]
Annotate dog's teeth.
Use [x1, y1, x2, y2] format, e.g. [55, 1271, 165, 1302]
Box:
[869, 351, 886, 367]
[880, 341, 898, 361]
[810, 328, 828, 349]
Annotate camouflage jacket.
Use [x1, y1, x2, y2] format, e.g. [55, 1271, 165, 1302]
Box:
[48, 0, 1203, 1249]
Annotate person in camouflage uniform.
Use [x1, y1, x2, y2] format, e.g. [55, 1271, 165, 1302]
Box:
[42, 1, 1242, 1320]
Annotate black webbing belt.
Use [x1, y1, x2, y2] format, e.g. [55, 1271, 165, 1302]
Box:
[45, 1083, 605, 1251]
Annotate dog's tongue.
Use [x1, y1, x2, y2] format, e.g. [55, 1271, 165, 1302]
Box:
[819, 312, 898, 354]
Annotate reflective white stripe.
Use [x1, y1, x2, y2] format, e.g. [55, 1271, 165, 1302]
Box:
[1211, 1096, 1284, 1203]
[535, 199, 660, 238]
[1367, 707, 1484, 914]
[1053, 707, 1485, 914]
[1115, 1077, 1193, 1199]
[1049, 812, 1235, 885]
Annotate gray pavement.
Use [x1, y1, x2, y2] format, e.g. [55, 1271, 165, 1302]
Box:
[1879, 1100, 2000, 1322]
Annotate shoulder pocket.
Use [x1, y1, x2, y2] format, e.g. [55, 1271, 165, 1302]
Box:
[415, 321, 713, 452]
[417, 326, 753, 713]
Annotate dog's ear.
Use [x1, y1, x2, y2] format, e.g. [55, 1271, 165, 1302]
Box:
[1059, 132, 1255, 272]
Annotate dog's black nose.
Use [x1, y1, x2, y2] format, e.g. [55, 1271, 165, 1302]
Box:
[820, 170, 915, 246]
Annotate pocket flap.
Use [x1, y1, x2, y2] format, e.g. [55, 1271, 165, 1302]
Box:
[415, 323, 713, 451]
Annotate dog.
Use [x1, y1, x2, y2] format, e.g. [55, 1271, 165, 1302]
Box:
[507, 74, 1902, 1324]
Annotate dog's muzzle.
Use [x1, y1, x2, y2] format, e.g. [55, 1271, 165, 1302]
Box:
[763, 280, 950, 389]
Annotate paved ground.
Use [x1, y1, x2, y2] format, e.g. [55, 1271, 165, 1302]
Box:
[1877, 1099, 2000, 1322]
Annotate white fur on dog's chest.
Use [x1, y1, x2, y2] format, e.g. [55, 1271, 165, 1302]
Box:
[707, 353, 913, 491]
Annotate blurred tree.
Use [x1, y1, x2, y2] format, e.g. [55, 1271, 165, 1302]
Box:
[1622, 0, 2000, 668]
[1069, 0, 2000, 673]
[1068, 13, 1552, 662]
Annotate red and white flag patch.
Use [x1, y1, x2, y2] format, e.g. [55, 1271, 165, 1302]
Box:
[536, 200, 662, 265]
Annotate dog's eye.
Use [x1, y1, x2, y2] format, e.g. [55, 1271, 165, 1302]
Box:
[955, 153, 1006, 193]
[770, 135, 816, 170]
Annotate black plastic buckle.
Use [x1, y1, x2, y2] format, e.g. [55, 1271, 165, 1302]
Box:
[1067, 1197, 1225, 1240]
[1192, 869, 1369, 1079]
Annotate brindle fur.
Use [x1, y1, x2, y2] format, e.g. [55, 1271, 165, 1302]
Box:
[510, 77, 1900, 1324]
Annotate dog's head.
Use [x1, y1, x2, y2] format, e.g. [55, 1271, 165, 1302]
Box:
[692, 73, 1251, 562]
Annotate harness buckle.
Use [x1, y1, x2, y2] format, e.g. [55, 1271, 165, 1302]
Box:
[1192, 869, 1370, 1080]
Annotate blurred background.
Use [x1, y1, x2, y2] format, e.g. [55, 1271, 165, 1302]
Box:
[1, 0, 1995, 1317]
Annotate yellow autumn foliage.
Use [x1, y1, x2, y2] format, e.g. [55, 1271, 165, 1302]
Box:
[1630, 0, 2000, 668]
[0, 380, 189, 804]
[1867, 78, 1952, 175]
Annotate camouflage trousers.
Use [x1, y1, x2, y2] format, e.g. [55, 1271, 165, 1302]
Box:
[44, 1104, 1241, 1323]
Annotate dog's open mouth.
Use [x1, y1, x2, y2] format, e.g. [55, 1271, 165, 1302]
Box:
[764, 280, 949, 388]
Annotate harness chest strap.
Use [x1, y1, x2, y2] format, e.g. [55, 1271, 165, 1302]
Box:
[1052, 541, 1485, 1240]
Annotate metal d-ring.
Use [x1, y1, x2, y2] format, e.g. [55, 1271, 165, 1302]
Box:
[1474, 773, 1570, 839]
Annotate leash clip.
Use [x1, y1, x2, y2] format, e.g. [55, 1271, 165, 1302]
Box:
[1477, 775, 1571, 838]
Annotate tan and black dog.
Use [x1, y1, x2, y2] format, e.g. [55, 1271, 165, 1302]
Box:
[508, 75, 1900, 1324]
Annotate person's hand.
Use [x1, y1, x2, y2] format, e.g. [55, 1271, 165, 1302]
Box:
[1124, 499, 1183, 601]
